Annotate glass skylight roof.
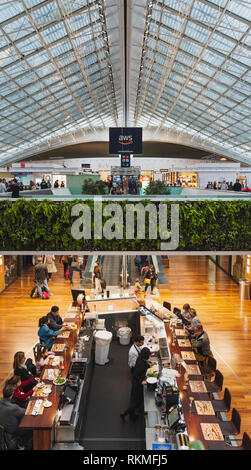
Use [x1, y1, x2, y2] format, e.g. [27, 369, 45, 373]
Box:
[133, 0, 251, 163]
[0, 0, 250, 164]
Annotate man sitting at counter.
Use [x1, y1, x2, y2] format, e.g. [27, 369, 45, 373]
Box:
[0, 384, 33, 449]
[128, 335, 145, 374]
[190, 324, 213, 364]
[47, 306, 72, 332]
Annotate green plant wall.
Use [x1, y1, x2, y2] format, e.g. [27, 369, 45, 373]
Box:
[0, 199, 250, 251]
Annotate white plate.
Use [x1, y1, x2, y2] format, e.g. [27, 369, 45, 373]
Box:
[53, 378, 66, 386]
[43, 401, 52, 408]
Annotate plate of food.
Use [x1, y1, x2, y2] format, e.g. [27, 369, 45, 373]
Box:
[36, 381, 45, 389]
[53, 377, 66, 386]
[43, 400, 52, 408]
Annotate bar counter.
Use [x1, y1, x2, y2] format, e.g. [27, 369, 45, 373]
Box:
[19, 306, 84, 450]
[140, 305, 229, 450]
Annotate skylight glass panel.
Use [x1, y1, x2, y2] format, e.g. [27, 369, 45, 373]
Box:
[30, 2, 61, 24]
[41, 23, 67, 45]
[217, 14, 248, 42]
[3, 15, 34, 42]
[0, 1, 24, 22]
[184, 22, 211, 45]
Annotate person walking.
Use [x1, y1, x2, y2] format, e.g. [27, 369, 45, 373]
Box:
[44, 254, 57, 281]
[60, 255, 69, 278]
[34, 256, 50, 299]
[144, 264, 157, 294]
[68, 256, 83, 284]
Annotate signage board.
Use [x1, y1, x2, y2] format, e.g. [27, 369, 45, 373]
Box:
[109, 127, 142, 154]
[121, 154, 131, 168]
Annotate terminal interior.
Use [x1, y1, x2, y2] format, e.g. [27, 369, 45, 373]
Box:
[0, 254, 251, 450]
[0, 0, 251, 453]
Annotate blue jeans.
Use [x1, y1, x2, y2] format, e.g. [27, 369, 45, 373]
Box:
[69, 266, 83, 282]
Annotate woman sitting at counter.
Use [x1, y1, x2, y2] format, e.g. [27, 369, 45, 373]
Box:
[120, 347, 151, 421]
[35, 345, 53, 376]
[13, 352, 38, 392]
[38, 316, 65, 350]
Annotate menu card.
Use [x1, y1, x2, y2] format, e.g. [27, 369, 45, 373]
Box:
[189, 381, 207, 393]
[181, 351, 196, 361]
[25, 399, 44, 416]
[43, 369, 59, 381]
[186, 364, 201, 375]
[51, 343, 66, 353]
[58, 331, 71, 338]
[177, 339, 191, 347]
[195, 401, 215, 415]
[175, 329, 186, 337]
[200, 423, 224, 441]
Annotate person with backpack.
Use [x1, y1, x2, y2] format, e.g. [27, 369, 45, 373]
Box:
[34, 257, 50, 299]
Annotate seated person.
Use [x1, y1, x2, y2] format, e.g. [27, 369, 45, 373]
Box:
[134, 278, 143, 295]
[190, 324, 213, 363]
[38, 316, 66, 350]
[182, 303, 192, 323]
[46, 305, 71, 332]
[185, 309, 201, 334]
[35, 345, 52, 376]
[13, 352, 37, 392]
[0, 384, 33, 449]
[6, 375, 39, 408]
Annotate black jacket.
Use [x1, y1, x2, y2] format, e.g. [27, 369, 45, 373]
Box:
[130, 357, 149, 405]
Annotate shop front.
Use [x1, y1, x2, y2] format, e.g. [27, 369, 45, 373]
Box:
[209, 254, 251, 283]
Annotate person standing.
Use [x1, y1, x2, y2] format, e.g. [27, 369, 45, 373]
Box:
[233, 179, 242, 191]
[144, 264, 157, 294]
[0, 178, 7, 193]
[128, 336, 145, 375]
[44, 254, 57, 280]
[9, 179, 20, 198]
[120, 347, 151, 420]
[60, 255, 69, 278]
[93, 261, 103, 293]
[34, 256, 50, 299]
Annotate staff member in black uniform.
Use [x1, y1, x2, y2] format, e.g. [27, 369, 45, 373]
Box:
[120, 347, 151, 420]
[128, 335, 145, 375]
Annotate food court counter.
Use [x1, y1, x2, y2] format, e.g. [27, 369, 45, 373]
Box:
[19, 306, 94, 450]
[139, 306, 229, 450]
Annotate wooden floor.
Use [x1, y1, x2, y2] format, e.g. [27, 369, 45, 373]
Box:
[0, 255, 251, 440]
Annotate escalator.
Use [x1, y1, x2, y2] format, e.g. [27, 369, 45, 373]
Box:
[101, 255, 122, 287]
[128, 256, 139, 285]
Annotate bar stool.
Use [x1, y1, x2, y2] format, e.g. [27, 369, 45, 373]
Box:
[211, 388, 231, 419]
[163, 301, 171, 311]
[200, 356, 217, 380]
[204, 369, 223, 398]
[218, 408, 241, 442]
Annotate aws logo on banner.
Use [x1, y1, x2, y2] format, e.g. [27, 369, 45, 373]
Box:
[118, 134, 133, 146]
